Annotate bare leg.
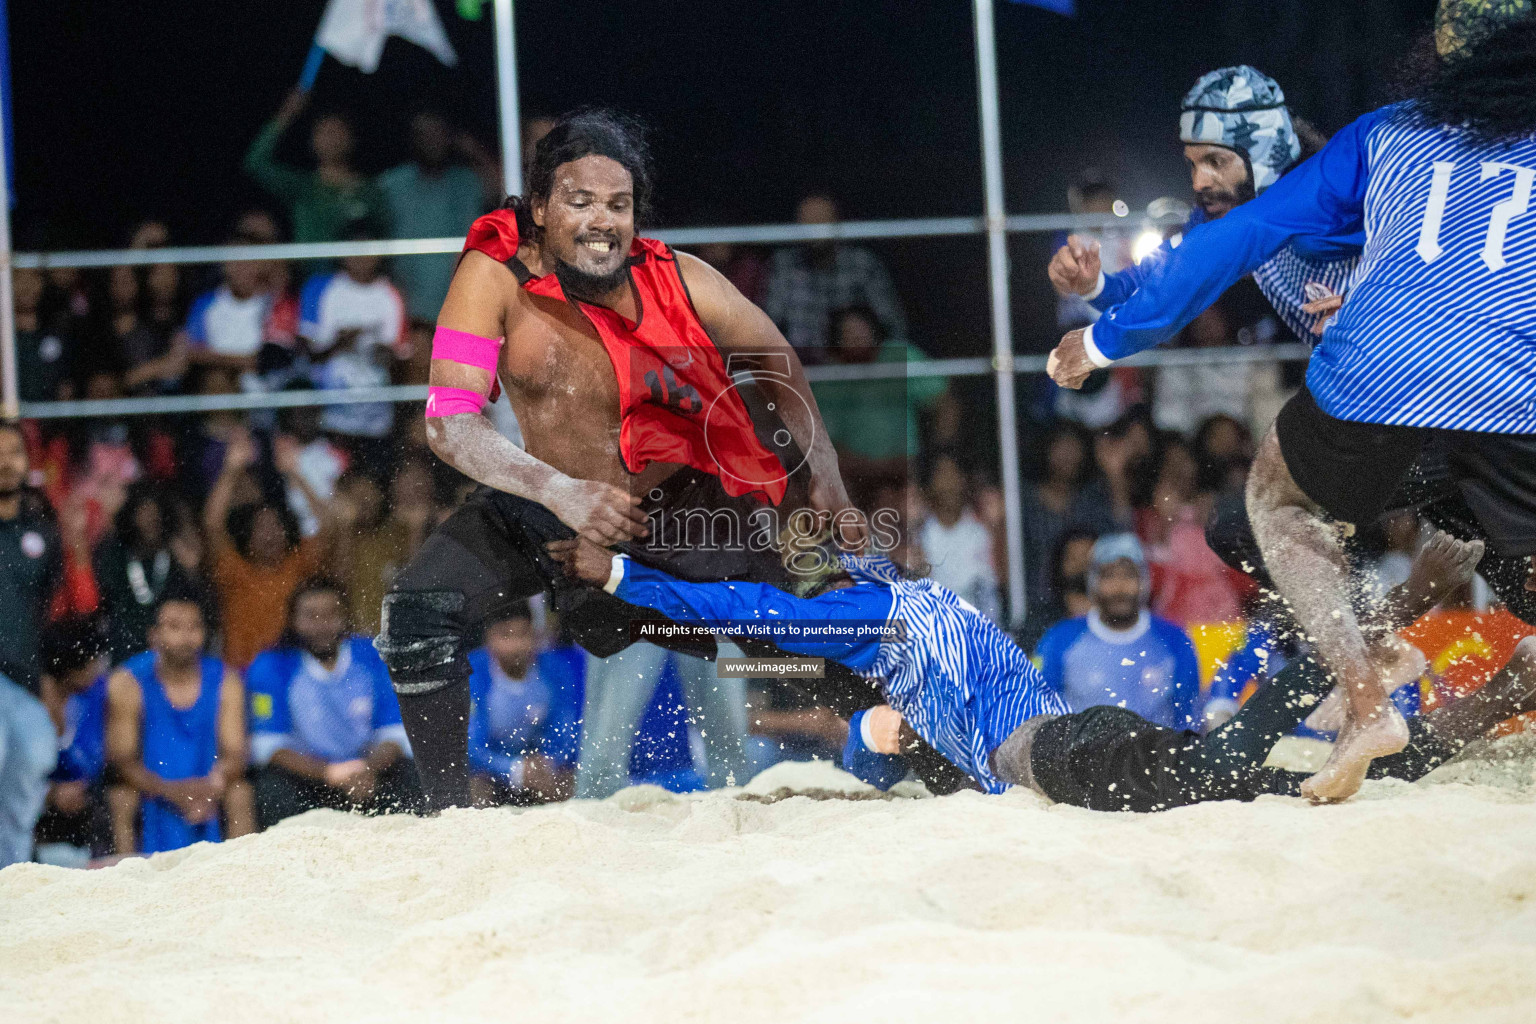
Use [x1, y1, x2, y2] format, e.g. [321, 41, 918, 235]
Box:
[1246, 428, 1407, 802]
[222, 779, 256, 838]
[1421, 635, 1536, 746]
[1305, 530, 1484, 732]
[106, 785, 139, 855]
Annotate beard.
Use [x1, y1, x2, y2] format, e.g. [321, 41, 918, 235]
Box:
[304, 638, 342, 663]
[553, 255, 631, 303]
[1194, 176, 1256, 218]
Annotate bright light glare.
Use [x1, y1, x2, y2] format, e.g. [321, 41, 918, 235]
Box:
[1132, 229, 1163, 263]
[1111, 199, 1129, 217]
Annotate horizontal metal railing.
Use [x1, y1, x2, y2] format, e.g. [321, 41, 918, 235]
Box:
[10, 210, 1181, 270]
[16, 344, 1311, 420]
[10, 204, 1249, 422]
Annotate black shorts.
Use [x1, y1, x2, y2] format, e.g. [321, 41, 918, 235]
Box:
[1274, 385, 1429, 526]
[1276, 386, 1536, 557]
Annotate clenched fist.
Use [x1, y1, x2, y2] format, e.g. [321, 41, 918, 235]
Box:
[1047, 235, 1103, 298]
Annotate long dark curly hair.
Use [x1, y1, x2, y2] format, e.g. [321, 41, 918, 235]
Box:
[1396, 15, 1536, 144]
[504, 108, 655, 240]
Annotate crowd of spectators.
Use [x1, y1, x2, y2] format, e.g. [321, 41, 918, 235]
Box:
[2, 106, 1506, 870]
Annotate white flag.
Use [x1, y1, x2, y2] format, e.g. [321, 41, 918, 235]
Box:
[315, 0, 457, 74]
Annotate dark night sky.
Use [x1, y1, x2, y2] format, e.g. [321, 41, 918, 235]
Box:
[10, 0, 1434, 361]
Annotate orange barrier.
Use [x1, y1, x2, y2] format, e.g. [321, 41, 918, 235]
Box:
[1187, 610, 1536, 735]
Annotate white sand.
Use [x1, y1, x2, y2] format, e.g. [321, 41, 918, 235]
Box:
[7, 742, 1536, 1024]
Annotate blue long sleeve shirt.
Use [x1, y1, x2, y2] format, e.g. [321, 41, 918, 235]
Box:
[1034, 610, 1204, 732]
[1086, 102, 1536, 433]
[608, 554, 1067, 793]
[466, 648, 582, 783]
[1087, 206, 1361, 344]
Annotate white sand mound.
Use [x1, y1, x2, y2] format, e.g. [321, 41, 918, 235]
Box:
[8, 746, 1536, 1024]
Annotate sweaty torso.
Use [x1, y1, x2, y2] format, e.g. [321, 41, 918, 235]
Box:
[491, 244, 683, 494]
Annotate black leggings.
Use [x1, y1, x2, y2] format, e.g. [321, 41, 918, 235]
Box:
[1018, 654, 1458, 813]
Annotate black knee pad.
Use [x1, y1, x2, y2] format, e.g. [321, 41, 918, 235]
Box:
[375, 590, 470, 695]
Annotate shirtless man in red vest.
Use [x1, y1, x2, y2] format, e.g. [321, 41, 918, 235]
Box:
[377, 111, 926, 811]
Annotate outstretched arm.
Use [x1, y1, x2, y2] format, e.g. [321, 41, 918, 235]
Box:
[204, 429, 256, 554]
[548, 541, 892, 671]
[425, 250, 650, 545]
[1047, 106, 1385, 388]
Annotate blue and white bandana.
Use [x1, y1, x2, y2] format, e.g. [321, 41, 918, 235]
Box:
[1179, 65, 1301, 193]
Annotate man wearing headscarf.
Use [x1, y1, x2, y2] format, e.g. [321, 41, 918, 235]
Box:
[1048, 65, 1359, 347]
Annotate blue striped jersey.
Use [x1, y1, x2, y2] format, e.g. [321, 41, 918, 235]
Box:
[1088, 102, 1536, 432]
[610, 554, 1067, 795]
[1090, 208, 1360, 343]
[1250, 243, 1358, 343]
[860, 577, 1068, 793]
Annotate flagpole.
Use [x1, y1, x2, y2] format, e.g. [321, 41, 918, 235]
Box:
[0, 0, 16, 421]
[298, 42, 326, 91]
[492, 0, 522, 197]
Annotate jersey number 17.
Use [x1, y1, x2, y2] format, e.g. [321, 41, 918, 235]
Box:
[1416, 160, 1535, 271]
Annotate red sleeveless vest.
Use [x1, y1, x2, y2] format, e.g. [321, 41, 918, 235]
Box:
[463, 209, 787, 505]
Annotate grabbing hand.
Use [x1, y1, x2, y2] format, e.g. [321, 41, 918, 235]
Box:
[546, 476, 649, 545]
[1047, 235, 1103, 298]
[1301, 293, 1344, 336]
[1046, 328, 1098, 390]
[809, 475, 866, 552]
[546, 538, 618, 587]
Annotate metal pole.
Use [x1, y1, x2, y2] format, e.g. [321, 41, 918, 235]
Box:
[0, 0, 15, 420]
[492, 0, 523, 197]
[972, 0, 1027, 628]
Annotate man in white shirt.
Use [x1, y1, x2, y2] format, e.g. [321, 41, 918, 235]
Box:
[298, 232, 407, 454]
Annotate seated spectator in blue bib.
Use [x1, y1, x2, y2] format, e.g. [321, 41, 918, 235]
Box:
[247, 578, 419, 826]
[1034, 534, 1206, 732]
[467, 602, 581, 807]
[33, 618, 113, 865]
[105, 590, 255, 854]
[626, 657, 710, 794]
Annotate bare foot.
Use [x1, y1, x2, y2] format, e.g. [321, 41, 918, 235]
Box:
[1400, 530, 1484, 619]
[1301, 697, 1410, 803]
[1305, 640, 1426, 734]
[1305, 687, 1346, 733]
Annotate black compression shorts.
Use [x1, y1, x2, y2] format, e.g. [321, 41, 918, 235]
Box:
[1276, 385, 1536, 557]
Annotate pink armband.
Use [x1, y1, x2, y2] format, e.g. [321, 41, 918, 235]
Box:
[431, 326, 503, 371]
[425, 386, 489, 418]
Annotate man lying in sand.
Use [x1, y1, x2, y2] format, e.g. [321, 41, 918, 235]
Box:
[550, 531, 1536, 811]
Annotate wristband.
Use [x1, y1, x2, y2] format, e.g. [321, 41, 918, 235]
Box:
[431, 326, 503, 371]
[859, 708, 883, 753]
[1082, 269, 1106, 302]
[603, 554, 627, 595]
[1081, 324, 1116, 369]
[425, 386, 488, 418]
